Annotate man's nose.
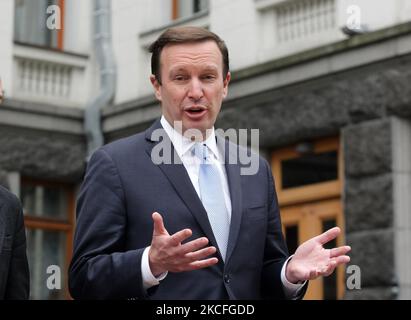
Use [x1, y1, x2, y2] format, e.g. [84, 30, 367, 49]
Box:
[187, 78, 204, 101]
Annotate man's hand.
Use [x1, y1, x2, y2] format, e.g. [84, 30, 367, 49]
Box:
[148, 212, 218, 277]
[285, 227, 351, 284]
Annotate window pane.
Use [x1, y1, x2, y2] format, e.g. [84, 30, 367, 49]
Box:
[21, 183, 68, 220]
[178, 0, 208, 18]
[194, 0, 208, 12]
[285, 224, 299, 254]
[14, 0, 58, 48]
[26, 229, 67, 300]
[281, 151, 338, 189]
[322, 219, 337, 300]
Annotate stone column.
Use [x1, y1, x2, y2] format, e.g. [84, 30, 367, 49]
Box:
[343, 118, 396, 299]
[392, 117, 411, 299]
[343, 116, 411, 299]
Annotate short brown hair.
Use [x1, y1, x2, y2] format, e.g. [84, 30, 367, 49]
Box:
[149, 26, 229, 84]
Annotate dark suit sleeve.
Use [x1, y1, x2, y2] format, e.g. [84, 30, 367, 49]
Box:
[4, 197, 30, 300]
[260, 159, 289, 299]
[260, 160, 307, 300]
[69, 149, 147, 300]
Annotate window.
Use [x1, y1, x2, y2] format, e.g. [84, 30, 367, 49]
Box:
[172, 0, 209, 20]
[21, 178, 74, 300]
[14, 0, 65, 50]
[273, 137, 346, 300]
[284, 224, 299, 254]
[272, 137, 342, 207]
[281, 151, 338, 189]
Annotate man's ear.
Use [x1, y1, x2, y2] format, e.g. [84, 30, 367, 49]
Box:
[150, 75, 162, 101]
[222, 72, 231, 99]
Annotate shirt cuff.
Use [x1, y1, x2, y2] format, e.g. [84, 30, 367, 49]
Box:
[141, 246, 168, 290]
[281, 255, 307, 299]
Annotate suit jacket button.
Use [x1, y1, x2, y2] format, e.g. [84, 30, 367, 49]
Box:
[224, 274, 230, 284]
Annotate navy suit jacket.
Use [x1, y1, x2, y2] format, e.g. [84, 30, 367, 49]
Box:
[0, 186, 30, 300]
[69, 119, 302, 300]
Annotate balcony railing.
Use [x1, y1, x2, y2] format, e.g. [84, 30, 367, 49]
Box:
[15, 58, 72, 99]
[257, 0, 345, 60]
[276, 0, 336, 42]
[12, 44, 89, 107]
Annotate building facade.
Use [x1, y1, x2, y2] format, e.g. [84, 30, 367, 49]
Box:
[0, 0, 410, 299]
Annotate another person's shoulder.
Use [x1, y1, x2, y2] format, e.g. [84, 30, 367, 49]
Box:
[0, 185, 21, 215]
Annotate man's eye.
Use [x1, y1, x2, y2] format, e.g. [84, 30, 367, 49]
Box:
[202, 75, 216, 81]
[174, 75, 187, 81]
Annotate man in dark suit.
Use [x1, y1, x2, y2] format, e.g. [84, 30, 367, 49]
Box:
[69, 26, 350, 299]
[0, 183, 30, 300]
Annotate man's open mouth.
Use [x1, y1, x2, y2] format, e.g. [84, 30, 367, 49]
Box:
[185, 106, 206, 112]
[184, 106, 208, 118]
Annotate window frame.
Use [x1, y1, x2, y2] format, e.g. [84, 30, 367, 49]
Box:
[271, 137, 342, 206]
[280, 198, 345, 300]
[22, 177, 74, 299]
[171, 0, 208, 20]
[14, 0, 65, 51]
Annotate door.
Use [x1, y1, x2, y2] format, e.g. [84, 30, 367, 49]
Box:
[281, 199, 345, 299]
[271, 137, 345, 299]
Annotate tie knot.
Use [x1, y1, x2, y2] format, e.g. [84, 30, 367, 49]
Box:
[193, 143, 209, 164]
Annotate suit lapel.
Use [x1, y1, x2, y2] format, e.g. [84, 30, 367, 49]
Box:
[144, 120, 219, 251]
[217, 137, 243, 265]
[143, 120, 244, 265]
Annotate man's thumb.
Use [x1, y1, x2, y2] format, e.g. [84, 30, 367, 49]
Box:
[152, 212, 168, 235]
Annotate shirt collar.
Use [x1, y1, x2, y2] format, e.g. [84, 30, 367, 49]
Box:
[160, 116, 220, 160]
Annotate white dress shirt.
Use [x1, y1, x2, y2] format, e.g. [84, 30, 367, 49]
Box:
[141, 116, 305, 298]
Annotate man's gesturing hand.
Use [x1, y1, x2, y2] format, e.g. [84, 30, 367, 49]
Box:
[286, 227, 351, 284]
[148, 212, 218, 277]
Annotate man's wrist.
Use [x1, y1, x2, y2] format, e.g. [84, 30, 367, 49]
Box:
[148, 246, 166, 277]
[142, 247, 168, 290]
[285, 257, 301, 284]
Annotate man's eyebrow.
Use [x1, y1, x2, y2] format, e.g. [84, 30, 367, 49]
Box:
[201, 65, 219, 71]
[169, 67, 188, 75]
[168, 65, 220, 78]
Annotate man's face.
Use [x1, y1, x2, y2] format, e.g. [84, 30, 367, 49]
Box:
[150, 41, 230, 137]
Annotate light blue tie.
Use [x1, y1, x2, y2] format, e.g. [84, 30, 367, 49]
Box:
[194, 143, 230, 261]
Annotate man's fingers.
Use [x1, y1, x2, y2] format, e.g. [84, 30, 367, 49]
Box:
[315, 227, 340, 245]
[318, 256, 351, 277]
[322, 261, 337, 277]
[152, 212, 169, 236]
[333, 255, 351, 265]
[309, 269, 318, 280]
[330, 245, 351, 258]
[186, 257, 219, 271]
[185, 246, 217, 262]
[170, 228, 193, 245]
[179, 237, 209, 255]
